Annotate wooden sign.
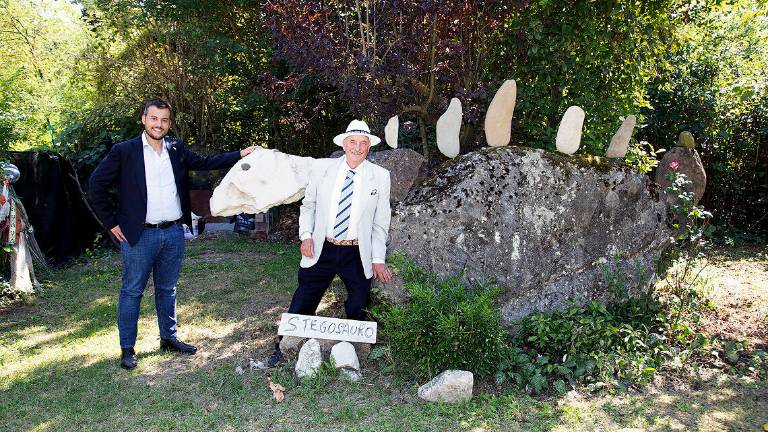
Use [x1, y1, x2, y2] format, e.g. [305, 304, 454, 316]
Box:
[277, 313, 377, 344]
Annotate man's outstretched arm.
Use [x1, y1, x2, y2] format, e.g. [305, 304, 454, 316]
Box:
[180, 141, 257, 171]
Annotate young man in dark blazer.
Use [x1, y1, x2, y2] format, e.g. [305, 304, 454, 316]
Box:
[89, 99, 256, 370]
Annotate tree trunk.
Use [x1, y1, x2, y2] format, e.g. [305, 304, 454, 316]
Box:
[419, 116, 429, 160]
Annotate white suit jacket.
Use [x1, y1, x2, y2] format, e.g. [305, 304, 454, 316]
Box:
[299, 156, 391, 279]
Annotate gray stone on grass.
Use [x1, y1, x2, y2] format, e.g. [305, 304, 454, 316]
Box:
[295, 338, 322, 378]
[418, 370, 473, 403]
[555, 106, 585, 155]
[385, 116, 399, 149]
[606, 115, 636, 158]
[340, 369, 362, 382]
[484, 79, 517, 147]
[436, 98, 462, 158]
[279, 336, 305, 355]
[249, 359, 268, 371]
[385, 147, 671, 324]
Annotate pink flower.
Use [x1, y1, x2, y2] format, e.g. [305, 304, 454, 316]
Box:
[669, 161, 680, 170]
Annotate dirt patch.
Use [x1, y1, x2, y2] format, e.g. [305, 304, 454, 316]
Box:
[699, 246, 768, 349]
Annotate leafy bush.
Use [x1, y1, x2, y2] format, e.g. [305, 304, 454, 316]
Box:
[497, 292, 713, 395]
[640, 2, 768, 240]
[375, 246, 768, 395]
[375, 254, 720, 395]
[372, 254, 507, 379]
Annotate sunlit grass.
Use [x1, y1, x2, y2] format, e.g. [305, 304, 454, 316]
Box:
[0, 237, 765, 431]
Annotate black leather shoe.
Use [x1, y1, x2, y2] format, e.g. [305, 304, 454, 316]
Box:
[160, 338, 197, 354]
[267, 347, 283, 368]
[121, 348, 137, 370]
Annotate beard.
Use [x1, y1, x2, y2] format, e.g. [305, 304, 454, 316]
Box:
[144, 127, 167, 141]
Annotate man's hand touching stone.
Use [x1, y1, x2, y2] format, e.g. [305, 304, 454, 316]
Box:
[372, 263, 393, 283]
[240, 146, 258, 158]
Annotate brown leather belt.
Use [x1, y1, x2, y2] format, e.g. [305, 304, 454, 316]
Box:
[144, 219, 182, 229]
[326, 237, 359, 246]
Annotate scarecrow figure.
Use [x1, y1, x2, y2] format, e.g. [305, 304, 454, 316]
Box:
[1, 163, 45, 294]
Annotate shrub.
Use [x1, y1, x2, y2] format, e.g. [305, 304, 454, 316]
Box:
[372, 254, 507, 379]
[497, 293, 713, 394]
[375, 248, 749, 396]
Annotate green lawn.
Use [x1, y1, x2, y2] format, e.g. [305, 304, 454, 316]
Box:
[1, 234, 766, 431]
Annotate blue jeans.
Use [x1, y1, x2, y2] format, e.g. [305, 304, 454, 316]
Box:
[117, 224, 185, 348]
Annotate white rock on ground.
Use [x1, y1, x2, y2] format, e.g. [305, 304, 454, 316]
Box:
[606, 115, 636, 158]
[484, 79, 517, 147]
[385, 115, 399, 149]
[331, 341, 361, 382]
[210, 147, 315, 216]
[295, 338, 322, 378]
[436, 98, 462, 158]
[330, 342, 360, 370]
[417, 370, 473, 403]
[555, 106, 585, 155]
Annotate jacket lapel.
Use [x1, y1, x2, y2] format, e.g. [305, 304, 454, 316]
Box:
[133, 136, 148, 208]
[316, 157, 345, 229]
[167, 140, 184, 193]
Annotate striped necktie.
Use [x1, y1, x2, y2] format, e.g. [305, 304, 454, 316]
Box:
[333, 170, 356, 239]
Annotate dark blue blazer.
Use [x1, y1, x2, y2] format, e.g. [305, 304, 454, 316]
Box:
[88, 134, 241, 246]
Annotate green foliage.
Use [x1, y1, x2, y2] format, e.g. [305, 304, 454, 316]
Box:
[624, 140, 663, 174]
[0, 71, 23, 147]
[374, 253, 725, 396]
[499, 296, 691, 394]
[489, 1, 681, 154]
[640, 1, 768, 239]
[0, 0, 92, 150]
[372, 254, 507, 379]
[376, 245, 742, 396]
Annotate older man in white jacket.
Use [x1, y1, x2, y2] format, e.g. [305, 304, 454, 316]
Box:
[268, 120, 393, 367]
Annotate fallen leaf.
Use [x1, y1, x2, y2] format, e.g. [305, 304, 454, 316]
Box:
[267, 377, 285, 403]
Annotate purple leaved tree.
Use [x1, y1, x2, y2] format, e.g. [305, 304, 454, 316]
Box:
[263, 0, 523, 159]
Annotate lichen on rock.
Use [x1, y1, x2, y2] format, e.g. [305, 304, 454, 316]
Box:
[384, 146, 672, 324]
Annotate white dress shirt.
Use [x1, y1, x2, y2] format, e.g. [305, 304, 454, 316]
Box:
[142, 132, 182, 223]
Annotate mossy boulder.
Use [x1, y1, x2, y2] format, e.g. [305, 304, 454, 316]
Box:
[380, 146, 672, 324]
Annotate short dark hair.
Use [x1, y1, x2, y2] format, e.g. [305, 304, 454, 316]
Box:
[143, 98, 173, 115]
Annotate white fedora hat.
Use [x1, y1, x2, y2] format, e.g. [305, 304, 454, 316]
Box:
[333, 119, 381, 146]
